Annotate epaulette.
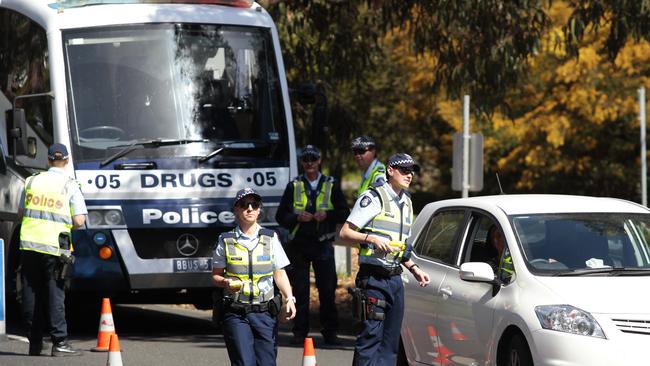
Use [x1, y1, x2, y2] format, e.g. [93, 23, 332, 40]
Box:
[221, 232, 237, 239]
[259, 228, 275, 238]
[365, 188, 380, 198]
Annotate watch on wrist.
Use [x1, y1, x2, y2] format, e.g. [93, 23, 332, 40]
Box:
[286, 296, 297, 304]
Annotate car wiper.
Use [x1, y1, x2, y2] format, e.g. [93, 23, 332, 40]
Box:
[554, 267, 650, 276]
[198, 139, 272, 164]
[100, 138, 208, 167]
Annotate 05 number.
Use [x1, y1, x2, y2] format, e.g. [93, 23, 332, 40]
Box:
[95, 174, 121, 189]
[252, 172, 277, 186]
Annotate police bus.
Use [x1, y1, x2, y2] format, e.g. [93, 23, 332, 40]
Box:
[0, 0, 297, 310]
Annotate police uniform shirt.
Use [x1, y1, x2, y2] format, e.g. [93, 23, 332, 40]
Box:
[19, 167, 88, 215]
[212, 224, 290, 282]
[306, 172, 322, 191]
[362, 159, 386, 186]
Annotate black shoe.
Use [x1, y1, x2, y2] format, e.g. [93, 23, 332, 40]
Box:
[323, 334, 342, 346]
[28, 341, 43, 356]
[51, 341, 82, 357]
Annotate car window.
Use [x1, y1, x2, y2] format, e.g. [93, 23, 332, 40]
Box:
[415, 210, 465, 265]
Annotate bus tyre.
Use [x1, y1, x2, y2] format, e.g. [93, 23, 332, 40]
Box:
[503, 334, 533, 366]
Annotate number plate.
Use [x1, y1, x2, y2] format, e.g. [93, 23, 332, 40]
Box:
[172, 258, 213, 273]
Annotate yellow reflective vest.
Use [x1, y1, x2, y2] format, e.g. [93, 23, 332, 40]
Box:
[289, 176, 334, 240]
[222, 229, 276, 304]
[359, 183, 413, 268]
[357, 160, 386, 196]
[20, 171, 76, 256]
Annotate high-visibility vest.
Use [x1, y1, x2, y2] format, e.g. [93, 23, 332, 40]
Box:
[359, 183, 413, 268]
[289, 176, 334, 240]
[20, 171, 75, 256]
[357, 160, 386, 196]
[222, 229, 275, 304]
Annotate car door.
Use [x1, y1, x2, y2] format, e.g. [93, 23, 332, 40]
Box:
[402, 209, 467, 365]
[435, 212, 506, 366]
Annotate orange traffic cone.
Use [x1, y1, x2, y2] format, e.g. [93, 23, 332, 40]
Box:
[302, 337, 318, 366]
[106, 334, 123, 366]
[91, 298, 116, 352]
[450, 322, 468, 341]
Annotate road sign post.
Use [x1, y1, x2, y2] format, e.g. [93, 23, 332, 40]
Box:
[452, 133, 484, 193]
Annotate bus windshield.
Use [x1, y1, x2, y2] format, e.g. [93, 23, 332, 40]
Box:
[63, 24, 288, 163]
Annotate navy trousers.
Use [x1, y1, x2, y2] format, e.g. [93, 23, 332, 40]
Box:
[353, 273, 404, 366]
[20, 250, 68, 345]
[222, 310, 278, 366]
[288, 243, 338, 338]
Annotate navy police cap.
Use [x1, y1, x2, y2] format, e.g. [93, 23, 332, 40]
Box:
[351, 135, 375, 150]
[387, 153, 420, 173]
[233, 187, 262, 207]
[47, 143, 69, 160]
[299, 145, 321, 159]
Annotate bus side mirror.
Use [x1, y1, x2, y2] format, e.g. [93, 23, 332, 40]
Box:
[7, 108, 28, 156]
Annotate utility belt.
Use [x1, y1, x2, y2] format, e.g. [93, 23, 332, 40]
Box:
[224, 294, 282, 317]
[54, 233, 74, 287]
[347, 287, 386, 321]
[358, 264, 403, 278]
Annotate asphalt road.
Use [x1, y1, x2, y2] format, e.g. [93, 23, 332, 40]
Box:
[0, 303, 355, 365]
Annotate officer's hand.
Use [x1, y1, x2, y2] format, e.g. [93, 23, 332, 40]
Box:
[223, 278, 242, 294]
[297, 212, 314, 222]
[412, 268, 431, 287]
[285, 300, 296, 320]
[313, 211, 327, 222]
[370, 235, 398, 253]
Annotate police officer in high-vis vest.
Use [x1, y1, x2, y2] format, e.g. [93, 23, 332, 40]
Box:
[212, 188, 296, 366]
[351, 136, 385, 197]
[339, 153, 430, 366]
[276, 145, 349, 345]
[19, 143, 87, 357]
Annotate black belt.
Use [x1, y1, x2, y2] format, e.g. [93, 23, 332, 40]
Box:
[225, 300, 270, 315]
[359, 264, 403, 278]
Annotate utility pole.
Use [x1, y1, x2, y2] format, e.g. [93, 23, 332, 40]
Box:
[462, 95, 470, 198]
[640, 86, 647, 206]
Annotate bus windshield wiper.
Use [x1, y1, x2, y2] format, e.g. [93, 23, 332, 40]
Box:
[198, 139, 272, 164]
[554, 267, 650, 276]
[100, 138, 208, 167]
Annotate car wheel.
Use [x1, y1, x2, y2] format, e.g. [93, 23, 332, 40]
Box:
[396, 337, 409, 366]
[504, 334, 533, 366]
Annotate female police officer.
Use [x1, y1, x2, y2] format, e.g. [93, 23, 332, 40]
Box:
[212, 188, 296, 366]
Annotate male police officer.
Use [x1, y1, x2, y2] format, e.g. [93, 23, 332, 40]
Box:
[276, 145, 349, 345]
[339, 153, 430, 366]
[19, 143, 87, 356]
[351, 136, 385, 196]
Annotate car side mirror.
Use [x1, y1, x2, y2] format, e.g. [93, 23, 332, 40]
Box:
[459, 262, 496, 283]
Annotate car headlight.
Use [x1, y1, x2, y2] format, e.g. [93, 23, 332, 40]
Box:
[535, 305, 606, 338]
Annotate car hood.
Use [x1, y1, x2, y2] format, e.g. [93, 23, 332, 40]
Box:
[533, 276, 650, 314]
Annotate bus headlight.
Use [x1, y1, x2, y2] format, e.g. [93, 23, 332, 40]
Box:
[535, 305, 606, 338]
[86, 207, 126, 228]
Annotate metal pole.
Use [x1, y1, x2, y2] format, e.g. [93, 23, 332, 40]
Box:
[640, 87, 647, 206]
[462, 95, 470, 198]
[0, 239, 5, 339]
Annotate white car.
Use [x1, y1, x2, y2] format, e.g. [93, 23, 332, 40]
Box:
[399, 194, 650, 366]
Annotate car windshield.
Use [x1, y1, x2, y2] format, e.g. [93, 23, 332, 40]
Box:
[63, 24, 288, 162]
[512, 213, 650, 274]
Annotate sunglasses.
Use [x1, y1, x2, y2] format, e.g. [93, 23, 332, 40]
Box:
[353, 148, 369, 156]
[301, 155, 319, 163]
[395, 166, 415, 175]
[236, 200, 261, 209]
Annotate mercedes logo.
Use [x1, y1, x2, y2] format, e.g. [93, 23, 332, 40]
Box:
[176, 234, 199, 257]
